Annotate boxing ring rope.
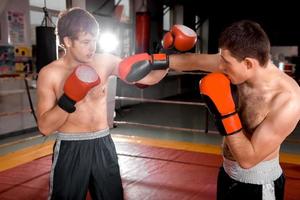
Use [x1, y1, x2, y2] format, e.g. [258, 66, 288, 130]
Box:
[167, 71, 208, 76]
[0, 75, 37, 121]
[0, 91, 300, 145]
[0, 135, 43, 149]
[1, 106, 299, 145]
[0, 108, 34, 117]
[114, 96, 300, 144]
[114, 120, 219, 135]
[115, 96, 215, 135]
[115, 96, 206, 106]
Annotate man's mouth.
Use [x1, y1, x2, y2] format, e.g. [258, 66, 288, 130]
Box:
[87, 54, 93, 58]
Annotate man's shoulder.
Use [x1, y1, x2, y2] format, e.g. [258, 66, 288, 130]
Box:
[38, 60, 65, 83]
[281, 73, 300, 103]
[93, 53, 121, 74]
[289, 87, 300, 115]
[270, 84, 300, 118]
[39, 59, 63, 73]
[94, 53, 121, 63]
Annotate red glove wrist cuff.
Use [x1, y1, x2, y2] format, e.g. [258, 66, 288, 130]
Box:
[222, 112, 242, 135]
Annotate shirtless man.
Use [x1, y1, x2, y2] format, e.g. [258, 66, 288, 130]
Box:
[139, 20, 300, 200]
[36, 8, 173, 200]
[166, 20, 300, 199]
[109, 20, 299, 199]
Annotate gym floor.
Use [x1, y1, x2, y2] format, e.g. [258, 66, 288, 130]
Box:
[0, 92, 300, 200]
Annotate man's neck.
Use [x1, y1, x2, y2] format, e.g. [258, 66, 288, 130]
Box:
[241, 61, 275, 89]
[62, 54, 88, 70]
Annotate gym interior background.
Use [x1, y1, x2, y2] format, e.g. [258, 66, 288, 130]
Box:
[0, 0, 300, 199]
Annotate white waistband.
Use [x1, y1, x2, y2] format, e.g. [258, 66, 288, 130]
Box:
[223, 157, 282, 184]
[57, 128, 110, 141]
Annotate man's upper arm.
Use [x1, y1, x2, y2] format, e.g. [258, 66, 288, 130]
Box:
[110, 55, 122, 77]
[36, 68, 57, 120]
[251, 96, 300, 161]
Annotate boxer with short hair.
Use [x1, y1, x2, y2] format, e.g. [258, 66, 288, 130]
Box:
[168, 20, 300, 200]
[37, 7, 171, 200]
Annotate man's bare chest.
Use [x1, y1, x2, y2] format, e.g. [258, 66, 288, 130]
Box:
[85, 84, 106, 100]
[55, 72, 108, 103]
[238, 91, 270, 134]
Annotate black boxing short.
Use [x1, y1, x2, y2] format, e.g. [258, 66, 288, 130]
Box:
[217, 157, 285, 200]
[48, 128, 123, 200]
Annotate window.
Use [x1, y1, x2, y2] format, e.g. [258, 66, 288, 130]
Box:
[29, 0, 66, 44]
[30, 0, 66, 11]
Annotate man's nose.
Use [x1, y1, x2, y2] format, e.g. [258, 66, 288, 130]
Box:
[90, 43, 97, 52]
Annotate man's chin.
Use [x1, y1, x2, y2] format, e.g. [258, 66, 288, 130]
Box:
[79, 57, 93, 63]
[229, 78, 238, 85]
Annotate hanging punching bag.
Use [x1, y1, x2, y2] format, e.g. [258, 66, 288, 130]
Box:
[135, 12, 150, 53]
[36, 26, 57, 73]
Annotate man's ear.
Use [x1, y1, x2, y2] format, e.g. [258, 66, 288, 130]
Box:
[243, 57, 259, 70]
[63, 37, 72, 48]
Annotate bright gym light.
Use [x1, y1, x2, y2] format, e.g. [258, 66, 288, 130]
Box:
[98, 32, 119, 53]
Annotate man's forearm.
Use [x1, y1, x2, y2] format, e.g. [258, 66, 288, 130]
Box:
[136, 69, 169, 85]
[169, 53, 221, 72]
[37, 105, 69, 135]
[225, 132, 259, 169]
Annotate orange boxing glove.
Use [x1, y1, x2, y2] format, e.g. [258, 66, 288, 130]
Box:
[199, 73, 242, 136]
[162, 24, 197, 52]
[58, 65, 100, 113]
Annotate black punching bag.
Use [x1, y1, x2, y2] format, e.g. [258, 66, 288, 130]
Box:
[36, 26, 57, 73]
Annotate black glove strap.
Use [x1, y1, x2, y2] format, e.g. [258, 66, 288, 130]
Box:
[226, 128, 243, 136]
[151, 54, 169, 70]
[214, 113, 243, 136]
[58, 94, 76, 113]
[159, 48, 181, 55]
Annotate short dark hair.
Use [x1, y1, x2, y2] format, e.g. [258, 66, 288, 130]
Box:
[56, 7, 99, 46]
[219, 20, 270, 66]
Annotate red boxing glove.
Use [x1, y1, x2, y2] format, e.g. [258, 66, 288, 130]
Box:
[199, 73, 242, 136]
[162, 24, 197, 52]
[58, 65, 100, 113]
[118, 53, 168, 83]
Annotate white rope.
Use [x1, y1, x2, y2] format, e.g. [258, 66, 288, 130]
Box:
[114, 120, 219, 135]
[115, 96, 206, 106]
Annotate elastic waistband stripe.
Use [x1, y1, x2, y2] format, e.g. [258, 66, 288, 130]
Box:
[57, 128, 110, 141]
